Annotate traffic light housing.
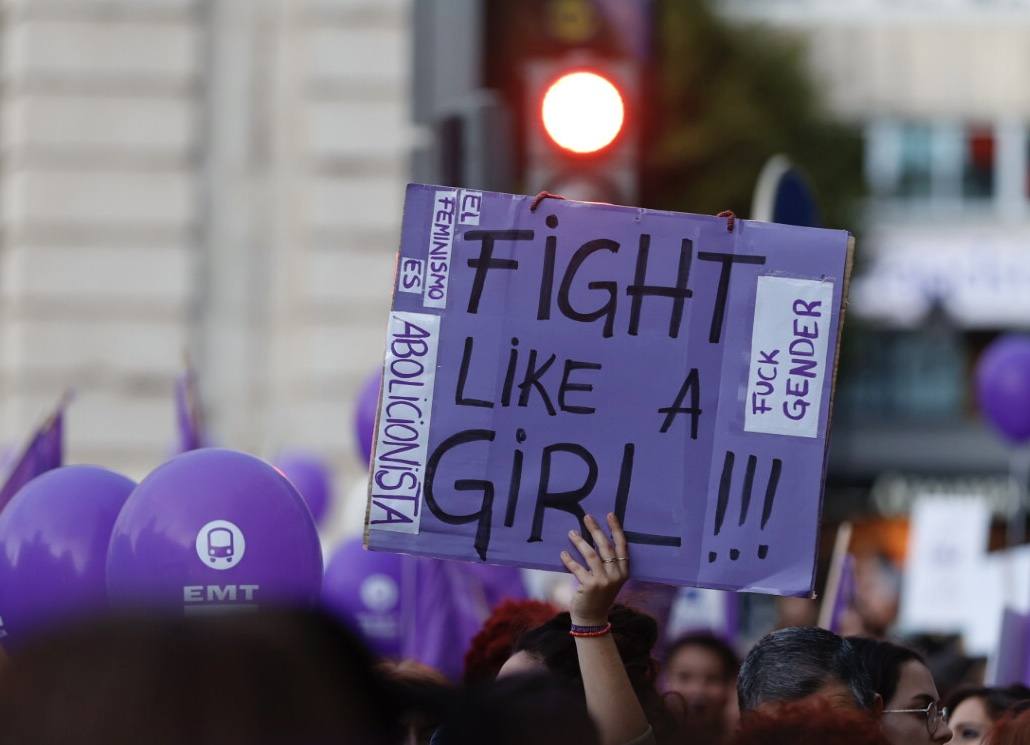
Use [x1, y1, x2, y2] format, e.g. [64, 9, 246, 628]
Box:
[482, 0, 647, 205]
[525, 56, 638, 203]
[412, 0, 647, 203]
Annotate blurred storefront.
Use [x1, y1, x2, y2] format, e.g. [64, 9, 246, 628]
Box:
[720, 2, 1030, 651]
[724, 0, 1030, 502]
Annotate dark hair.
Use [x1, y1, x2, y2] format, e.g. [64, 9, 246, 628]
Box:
[464, 599, 558, 684]
[986, 706, 1030, 745]
[378, 660, 455, 743]
[433, 673, 599, 745]
[737, 626, 875, 713]
[664, 631, 740, 682]
[514, 604, 678, 744]
[730, 698, 890, 745]
[514, 604, 658, 692]
[0, 608, 403, 745]
[947, 684, 1030, 723]
[847, 637, 924, 705]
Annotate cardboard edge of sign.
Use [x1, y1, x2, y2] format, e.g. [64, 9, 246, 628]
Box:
[361, 252, 405, 552]
[805, 234, 856, 600]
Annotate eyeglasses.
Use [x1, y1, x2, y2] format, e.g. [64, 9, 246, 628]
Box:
[883, 701, 949, 736]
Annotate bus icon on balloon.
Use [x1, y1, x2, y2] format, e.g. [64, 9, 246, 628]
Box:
[207, 527, 235, 563]
[195, 520, 246, 570]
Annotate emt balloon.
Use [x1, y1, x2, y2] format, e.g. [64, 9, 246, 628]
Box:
[321, 538, 404, 658]
[0, 466, 135, 646]
[107, 449, 322, 611]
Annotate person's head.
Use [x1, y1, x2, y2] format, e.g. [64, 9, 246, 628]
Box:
[662, 632, 739, 718]
[433, 673, 599, 745]
[848, 637, 951, 745]
[0, 608, 402, 745]
[731, 698, 890, 745]
[737, 626, 876, 713]
[986, 706, 1030, 745]
[947, 685, 1030, 745]
[501, 605, 678, 743]
[501, 604, 658, 691]
[464, 599, 558, 685]
[378, 659, 454, 745]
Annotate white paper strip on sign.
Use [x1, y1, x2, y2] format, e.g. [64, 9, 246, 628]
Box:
[423, 189, 458, 308]
[745, 275, 834, 438]
[367, 311, 440, 534]
[458, 189, 482, 226]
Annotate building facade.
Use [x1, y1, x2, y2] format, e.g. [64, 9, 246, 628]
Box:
[0, 0, 412, 513]
[725, 0, 1030, 488]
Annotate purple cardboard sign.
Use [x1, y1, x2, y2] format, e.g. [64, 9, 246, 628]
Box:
[364, 185, 852, 596]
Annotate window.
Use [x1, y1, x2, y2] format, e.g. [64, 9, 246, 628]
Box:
[897, 123, 933, 198]
[962, 126, 994, 199]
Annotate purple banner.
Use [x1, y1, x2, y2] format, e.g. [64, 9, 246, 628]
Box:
[0, 398, 66, 513]
[365, 185, 851, 596]
[174, 367, 205, 453]
[993, 608, 1030, 686]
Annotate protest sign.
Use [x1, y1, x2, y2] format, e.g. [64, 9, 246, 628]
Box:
[964, 544, 1030, 657]
[365, 185, 852, 596]
[899, 496, 991, 633]
[666, 587, 738, 641]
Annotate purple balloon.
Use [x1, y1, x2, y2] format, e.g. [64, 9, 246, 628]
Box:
[322, 538, 404, 658]
[107, 448, 322, 611]
[354, 369, 381, 464]
[274, 452, 332, 526]
[976, 335, 1030, 444]
[0, 466, 136, 646]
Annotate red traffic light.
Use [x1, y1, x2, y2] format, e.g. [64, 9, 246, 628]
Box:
[541, 70, 625, 155]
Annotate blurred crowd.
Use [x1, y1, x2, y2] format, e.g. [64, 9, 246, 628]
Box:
[0, 512, 1026, 745]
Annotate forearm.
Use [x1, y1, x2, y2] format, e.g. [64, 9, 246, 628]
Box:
[573, 631, 650, 745]
[562, 515, 651, 745]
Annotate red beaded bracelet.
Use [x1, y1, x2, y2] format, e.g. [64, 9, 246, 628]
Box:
[569, 622, 612, 638]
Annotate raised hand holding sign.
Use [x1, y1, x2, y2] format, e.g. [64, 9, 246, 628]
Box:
[561, 513, 631, 627]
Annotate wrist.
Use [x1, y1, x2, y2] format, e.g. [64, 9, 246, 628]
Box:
[569, 621, 612, 638]
[569, 614, 608, 628]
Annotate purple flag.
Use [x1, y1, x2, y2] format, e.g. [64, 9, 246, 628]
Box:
[992, 608, 1030, 685]
[175, 367, 205, 453]
[0, 397, 66, 513]
[462, 562, 527, 610]
[400, 556, 493, 680]
[829, 554, 856, 634]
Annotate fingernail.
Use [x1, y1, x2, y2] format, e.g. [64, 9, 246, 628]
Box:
[607, 512, 616, 521]
[561, 551, 569, 559]
[569, 529, 578, 538]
